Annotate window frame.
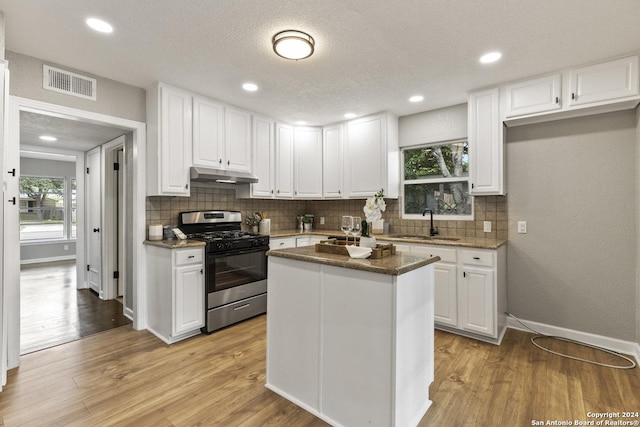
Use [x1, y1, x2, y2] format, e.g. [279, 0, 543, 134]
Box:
[401, 138, 474, 221]
[19, 174, 77, 244]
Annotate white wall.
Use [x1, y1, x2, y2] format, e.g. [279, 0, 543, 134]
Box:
[6, 50, 145, 123]
[20, 157, 77, 263]
[506, 111, 637, 341]
[398, 103, 467, 147]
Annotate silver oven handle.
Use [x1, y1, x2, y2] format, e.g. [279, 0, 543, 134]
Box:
[233, 303, 251, 311]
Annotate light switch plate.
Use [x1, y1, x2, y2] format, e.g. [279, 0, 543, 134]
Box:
[320, 217, 325, 225]
[483, 221, 491, 233]
[517, 221, 527, 233]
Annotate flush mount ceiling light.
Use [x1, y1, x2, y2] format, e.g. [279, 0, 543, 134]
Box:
[409, 95, 424, 103]
[86, 18, 113, 33]
[39, 135, 58, 142]
[242, 82, 258, 92]
[272, 30, 315, 60]
[479, 51, 502, 64]
[344, 113, 357, 119]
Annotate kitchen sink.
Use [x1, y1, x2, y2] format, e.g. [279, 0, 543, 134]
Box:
[387, 235, 461, 242]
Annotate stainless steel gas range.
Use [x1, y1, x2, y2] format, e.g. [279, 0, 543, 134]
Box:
[179, 210, 268, 333]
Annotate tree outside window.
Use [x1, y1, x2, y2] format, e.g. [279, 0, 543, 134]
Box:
[403, 140, 473, 219]
[19, 176, 67, 241]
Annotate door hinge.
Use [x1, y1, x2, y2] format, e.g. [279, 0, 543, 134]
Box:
[87, 264, 90, 271]
[113, 271, 119, 279]
[114, 162, 120, 171]
[86, 167, 90, 174]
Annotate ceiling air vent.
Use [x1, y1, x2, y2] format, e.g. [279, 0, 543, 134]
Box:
[43, 65, 97, 101]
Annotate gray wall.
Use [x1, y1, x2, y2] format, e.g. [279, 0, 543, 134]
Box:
[399, 103, 467, 147]
[506, 111, 637, 341]
[20, 156, 77, 262]
[6, 50, 146, 122]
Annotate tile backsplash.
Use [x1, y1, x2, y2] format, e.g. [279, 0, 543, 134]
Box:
[146, 186, 507, 240]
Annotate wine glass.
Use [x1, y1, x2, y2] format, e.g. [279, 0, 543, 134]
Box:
[340, 216, 353, 245]
[351, 217, 362, 245]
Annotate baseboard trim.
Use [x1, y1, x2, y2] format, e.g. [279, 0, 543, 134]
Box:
[20, 255, 76, 265]
[506, 316, 640, 362]
[124, 307, 134, 321]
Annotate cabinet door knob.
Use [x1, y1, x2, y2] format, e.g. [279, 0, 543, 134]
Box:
[277, 190, 280, 194]
[338, 190, 341, 194]
[200, 268, 203, 274]
[185, 184, 189, 189]
[294, 191, 297, 195]
[93, 228, 100, 233]
[571, 92, 576, 100]
[271, 190, 274, 194]
[227, 160, 230, 166]
[555, 96, 559, 104]
[8, 197, 15, 205]
[219, 159, 222, 164]
[8, 168, 15, 177]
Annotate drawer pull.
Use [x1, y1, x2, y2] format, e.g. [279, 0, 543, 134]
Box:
[473, 257, 480, 260]
[233, 303, 251, 311]
[188, 255, 195, 258]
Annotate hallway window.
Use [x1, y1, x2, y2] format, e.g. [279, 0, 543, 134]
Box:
[19, 176, 67, 241]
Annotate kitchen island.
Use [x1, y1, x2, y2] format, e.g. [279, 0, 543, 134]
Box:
[266, 246, 440, 427]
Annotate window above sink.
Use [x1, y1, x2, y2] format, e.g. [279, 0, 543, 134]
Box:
[402, 139, 473, 221]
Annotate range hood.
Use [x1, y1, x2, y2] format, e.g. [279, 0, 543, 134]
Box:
[190, 166, 259, 184]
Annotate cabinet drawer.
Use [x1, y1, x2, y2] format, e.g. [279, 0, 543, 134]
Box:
[412, 245, 457, 263]
[175, 248, 203, 265]
[270, 238, 296, 249]
[207, 294, 267, 331]
[461, 250, 494, 267]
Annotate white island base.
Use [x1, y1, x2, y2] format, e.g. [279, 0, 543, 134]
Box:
[266, 256, 435, 427]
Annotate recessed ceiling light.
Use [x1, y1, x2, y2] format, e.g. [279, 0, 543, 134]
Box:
[409, 95, 424, 103]
[242, 82, 258, 92]
[479, 51, 502, 64]
[39, 135, 57, 142]
[272, 30, 315, 60]
[344, 113, 357, 119]
[86, 18, 113, 34]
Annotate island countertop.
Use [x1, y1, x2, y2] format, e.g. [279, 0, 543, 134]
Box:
[268, 229, 506, 249]
[143, 239, 206, 249]
[266, 245, 440, 276]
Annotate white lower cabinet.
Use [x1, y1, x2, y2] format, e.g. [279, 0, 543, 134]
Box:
[270, 235, 329, 249]
[403, 242, 506, 344]
[146, 245, 205, 344]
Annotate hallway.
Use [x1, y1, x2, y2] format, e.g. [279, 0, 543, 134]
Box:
[20, 260, 131, 354]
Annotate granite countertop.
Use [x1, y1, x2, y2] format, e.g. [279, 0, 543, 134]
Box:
[143, 239, 206, 249]
[266, 245, 440, 276]
[269, 229, 506, 250]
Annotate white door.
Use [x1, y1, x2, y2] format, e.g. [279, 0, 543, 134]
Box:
[294, 127, 322, 198]
[252, 115, 274, 197]
[117, 149, 125, 297]
[159, 85, 191, 195]
[173, 264, 204, 335]
[322, 124, 343, 198]
[86, 147, 102, 296]
[433, 263, 458, 327]
[275, 123, 294, 198]
[504, 74, 562, 117]
[569, 55, 639, 106]
[468, 88, 503, 195]
[224, 107, 251, 172]
[459, 266, 494, 337]
[192, 96, 224, 168]
[345, 114, 384, 197]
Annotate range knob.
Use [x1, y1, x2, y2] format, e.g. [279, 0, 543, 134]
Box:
[225, 241, 233, 250]
[215, 242, 225, 251]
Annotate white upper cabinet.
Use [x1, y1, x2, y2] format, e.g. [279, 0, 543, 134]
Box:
[468, 88, 504, 195]
[294, 127, 323, 198]
[344, 112, 399, 198]
[322, 124, 344, 198]
[192, 96, 225, 168]
[504, 74, 562, 117]
[252, 115, 275, 198]
[147, 82, 192, 196]
[225, 107, 252, 172]
[569, 55, 639, 106]
[275, 123, 294, 198]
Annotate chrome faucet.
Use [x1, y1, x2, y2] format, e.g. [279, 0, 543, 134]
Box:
[422, 209, 439, 237]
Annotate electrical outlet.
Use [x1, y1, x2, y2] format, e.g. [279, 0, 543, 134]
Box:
[517, 221, 527, 234]
[63, 244, 69, 251]
[483, 221, 491, 233]
[320, 217, 325, 225]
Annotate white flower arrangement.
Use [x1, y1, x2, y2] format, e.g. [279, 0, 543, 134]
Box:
[363, 189, 386, 223]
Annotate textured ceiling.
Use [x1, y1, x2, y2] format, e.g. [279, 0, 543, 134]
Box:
[2, 0, 640, 126]
[20, 111, 127, 151]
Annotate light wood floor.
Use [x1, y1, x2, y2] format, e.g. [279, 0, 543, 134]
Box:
[1, 315, 638, 426]
[20, 260, 132, 355]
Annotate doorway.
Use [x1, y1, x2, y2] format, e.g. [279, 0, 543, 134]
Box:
[17, 113, 131, 354]
[3, 97, 147, 373]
